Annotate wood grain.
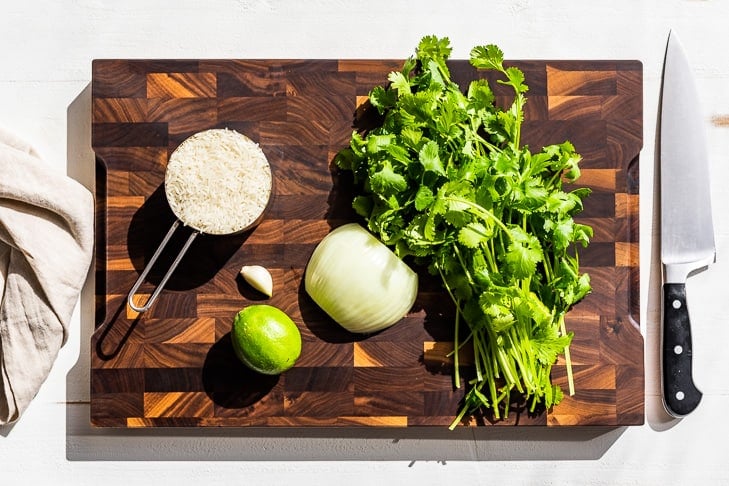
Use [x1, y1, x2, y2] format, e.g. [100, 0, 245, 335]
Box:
[91, 59, 643, 428]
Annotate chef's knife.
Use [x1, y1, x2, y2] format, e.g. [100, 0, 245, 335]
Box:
[660, 31, 714, 417]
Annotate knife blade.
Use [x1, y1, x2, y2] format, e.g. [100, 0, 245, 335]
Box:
[660, 31, 715, 417]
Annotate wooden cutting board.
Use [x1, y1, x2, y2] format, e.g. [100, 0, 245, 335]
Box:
[90, 58, 643, 428]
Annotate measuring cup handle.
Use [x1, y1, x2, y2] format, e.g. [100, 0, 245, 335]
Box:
[127, 219, 199, 313]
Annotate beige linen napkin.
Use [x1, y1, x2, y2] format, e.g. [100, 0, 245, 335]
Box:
[0, 128, 93, 424]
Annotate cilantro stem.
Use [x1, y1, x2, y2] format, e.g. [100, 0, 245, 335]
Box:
[559, 314, 575, 396]
[436, 265, 472, 390]
[466, 124, 501, 154]
[485, 239, 498, 274]
[508, 326, 533, 390]
[453, 297, 461, 388]
[453, 245, 474, 286]
[444, 196, 510, 234]
[475, 333, 486, 384]
[512, 93, 524, 150]
[548, 170, 563, 189]
[496, 346, 520, 393]
[448, 399, 471, 430]
[474, 334, 499, 419]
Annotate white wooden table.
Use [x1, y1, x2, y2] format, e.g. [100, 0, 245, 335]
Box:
[1, 1, 727, 484]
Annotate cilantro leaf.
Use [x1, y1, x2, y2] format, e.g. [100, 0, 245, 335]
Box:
[467, 79, 495, 112]
[501, 66, 528, 94]
[366, 133, 395, 154]
[504, 226, 543, 278]
[573, 223, 593, 247]
[414, 185, 435, 211]
[387, 71, 412, 97]
[546, 218, 575, 251]
[369, 85, 397, 114]
[351, 195, 373, 218]
[417, 35, 453, 80]
[417, 35, 453, 61]
[469, 44, 504, 71]
[400, 126, 423, 150]
[369, 161, 407, 195]
[419, 140, 446, 175]
[458, 222, 491, 248]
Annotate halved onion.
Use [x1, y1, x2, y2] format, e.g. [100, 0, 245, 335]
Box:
[304, 223, 418, 333]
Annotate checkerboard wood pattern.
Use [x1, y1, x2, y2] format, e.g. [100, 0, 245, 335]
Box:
[91, 59, 643, 427]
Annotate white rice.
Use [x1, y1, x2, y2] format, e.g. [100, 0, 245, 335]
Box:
[164, 128, 272, 235]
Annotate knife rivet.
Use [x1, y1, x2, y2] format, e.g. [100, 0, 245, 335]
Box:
[676, 391, 685, 401]
[672, 299, 682, 309]
[674, 345, 683, 355]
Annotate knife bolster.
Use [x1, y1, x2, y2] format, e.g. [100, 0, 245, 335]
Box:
[663, 259, 713, 284]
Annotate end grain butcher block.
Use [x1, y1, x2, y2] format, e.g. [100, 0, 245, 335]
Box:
[90, 58, 643, 428]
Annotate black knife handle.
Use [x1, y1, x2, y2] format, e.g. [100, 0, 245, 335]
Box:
[662, 283, 702, 417]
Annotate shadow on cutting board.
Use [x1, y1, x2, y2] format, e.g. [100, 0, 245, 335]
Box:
[126, 183, 251, 292]
[201, 333, 280, 410]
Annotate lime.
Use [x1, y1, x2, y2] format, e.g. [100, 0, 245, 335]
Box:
[231, 304, 302, 375]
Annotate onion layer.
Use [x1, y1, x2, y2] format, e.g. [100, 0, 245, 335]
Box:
[304, 223, 418, 333]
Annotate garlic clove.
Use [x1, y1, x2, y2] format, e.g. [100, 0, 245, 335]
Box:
[240, 265, 273, 297]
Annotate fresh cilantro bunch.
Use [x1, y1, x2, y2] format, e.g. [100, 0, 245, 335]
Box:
[335, 35, 593, 427]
